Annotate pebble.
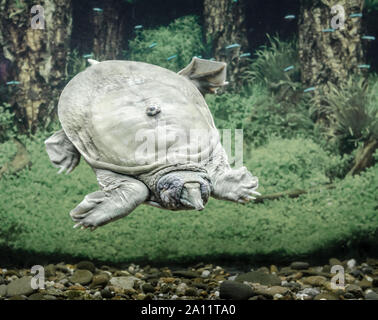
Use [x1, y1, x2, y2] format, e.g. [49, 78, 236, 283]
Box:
[252, 284, 289, 298]
[235, 271, 281, 286]
[66, 290, 85, 299]
[365, 291, 378, 300]
[298, 287, 320, 297]
[290, 262, 310, 270]
[314, 292, 339, 300]
[109, 276, 139, 290]
[100, 287, 114, 299]
[0, 284, 7, 297]
[346, 284, 363, 297]
[329, 258, 342, 266]
[70, 270, 93, 285]
[282, 281, 302, 290]
[54, 283, 65, 290]
[201, 270, 211, 278]
[91, 273, 110, 288]
[0, 258, 376, 300]
[6, 276, 35, 297]
[296, 293, 311, 300]
[219, 281, 254, 300]
[9, 295, 27, 300]
[176, 283, 189, 296]
[45, 264, 56, 277]
[270, 265, 278, 274]
[343, 292, 355, 299]
[357, 278, 372, 290]
[28, 293, 46, 300]
[350, 269, 363, 279]
[142, 283, 155, 294]
[77, 261, 96, 273]
[347, 259, 357, 269]
[185, 287, 198, 297]
[302, 276, 327, 286]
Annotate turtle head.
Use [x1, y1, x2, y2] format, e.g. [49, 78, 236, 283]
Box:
[157, 171, 212, 211]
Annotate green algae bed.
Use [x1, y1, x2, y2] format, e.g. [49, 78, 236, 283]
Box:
[0, 132, 377, 267]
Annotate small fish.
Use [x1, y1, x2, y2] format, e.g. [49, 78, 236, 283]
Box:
[93, 8, 103, 12]
[6, 81, 20, 85]
[284, 65, 294, 72]
[225, 43, 241, 50]
[350, 13, 363, 18]
[240, 53, 251, 58]
[322, 28, 335, 33]
[82, 53, 94, 58]
[167, 55, 177, 61]
[148, 42, 157, 48]
[134, 25, 143, 30]
[362, 36, 376, 41]
[357, 64, 370, 69]
[284, 15, 296, 20]
[304, 87, 316, 93]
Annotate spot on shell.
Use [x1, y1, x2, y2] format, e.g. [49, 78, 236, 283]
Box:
[146, 105, 161, 116]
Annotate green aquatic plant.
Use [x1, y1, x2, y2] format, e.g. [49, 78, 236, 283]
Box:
[243, 35, 301, 94]
[206, 84, 314, 148]
[0, 102, 16, 142]
[1, 129, 377, 265]
[316, 76, 378, 154]
[365, 0, 378, 12]
[126, 15, 205, 72]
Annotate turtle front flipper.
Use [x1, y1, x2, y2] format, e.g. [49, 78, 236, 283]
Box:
[45, 129, 80, 174]
[205, 146, 260, 204]
[178, 57, 228, 95]
[70, 169, 149, 230]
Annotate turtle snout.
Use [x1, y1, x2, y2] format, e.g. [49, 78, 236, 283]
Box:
[180, 182, 205, 211]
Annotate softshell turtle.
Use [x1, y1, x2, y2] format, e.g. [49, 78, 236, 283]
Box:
[45, 58, 259, 230]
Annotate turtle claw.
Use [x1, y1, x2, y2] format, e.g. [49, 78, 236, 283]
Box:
[73, 222, 95, 231]
[57, 167, 65, 174]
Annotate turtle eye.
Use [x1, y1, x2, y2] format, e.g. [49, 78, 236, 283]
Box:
[146, 105, 161, 116]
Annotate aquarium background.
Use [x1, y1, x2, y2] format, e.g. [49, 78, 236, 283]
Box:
[0, 0, 377, 269]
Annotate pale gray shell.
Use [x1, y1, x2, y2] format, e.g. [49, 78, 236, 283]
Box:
[58, 60, 220, 175]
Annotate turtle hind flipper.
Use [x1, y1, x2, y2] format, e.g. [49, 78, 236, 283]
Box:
[45, 129, 80, 174]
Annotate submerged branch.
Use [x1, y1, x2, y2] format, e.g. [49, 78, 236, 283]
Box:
[254, 184, 335, 203]
[347, 139, 378, 177]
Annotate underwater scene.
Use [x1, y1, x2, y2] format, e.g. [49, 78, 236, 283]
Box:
[0, 0, 377, 304]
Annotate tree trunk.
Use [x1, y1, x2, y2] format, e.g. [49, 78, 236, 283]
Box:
[298, 0, 365, 112]
[92, 0, 129, 61]
[203, 0, 249, 90]
[0, 0, 72, 133]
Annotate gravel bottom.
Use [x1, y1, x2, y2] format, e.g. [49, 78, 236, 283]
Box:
[0, 258, 378, 300]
